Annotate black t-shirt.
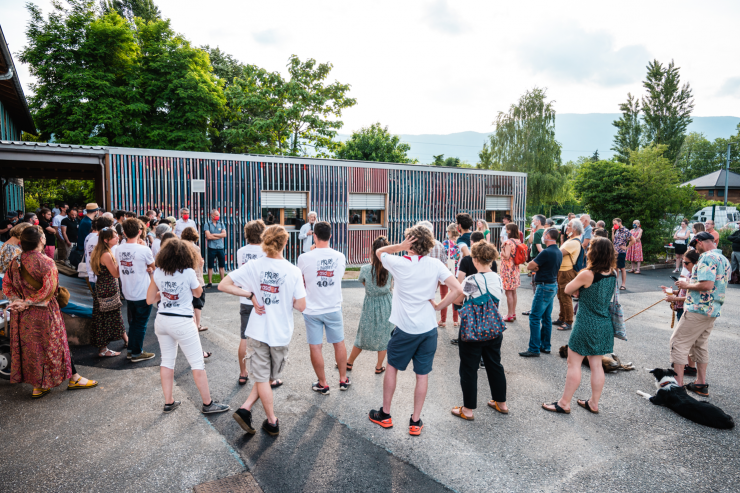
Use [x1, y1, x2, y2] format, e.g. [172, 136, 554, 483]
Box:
[0, 219, 15, 241]
[533, 244, 563, 284]
[39, 218, 57, 246]
[459, 255, 497, 277]
[457, 232, 471, 248]
[61, 217, 80, 242]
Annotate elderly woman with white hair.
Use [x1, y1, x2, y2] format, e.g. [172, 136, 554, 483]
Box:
[626, 219, 643, 274]
[151, 223, 172, 258]
[299, 211, 318, 253]
[554, 219, 583, 331]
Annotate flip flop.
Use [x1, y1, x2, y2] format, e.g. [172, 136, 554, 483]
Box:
[270, 379, 283, 389]
[238, 375, 248, 385]
[619, 286, 627, 290]
[488, 400, 509, 414]
[577, 399, 599, 414]
[375, 366, 386, 374]
[203, 352, 212, 359]
[32, 388, 51, 399]
[634, 271, 641, 274]
[542, 402, 570, 414]
[198, 325, 209, 332]
[98, 348, 121, 357]
[451, 406, 474, 420]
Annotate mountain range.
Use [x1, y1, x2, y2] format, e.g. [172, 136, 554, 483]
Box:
[338, 114, 740, 165]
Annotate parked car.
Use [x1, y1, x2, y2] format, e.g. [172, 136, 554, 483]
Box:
[549, 215, 567, 226]
[690, 206, 739, 229]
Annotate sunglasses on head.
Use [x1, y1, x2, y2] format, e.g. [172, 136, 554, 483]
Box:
[100, 227, 110, 232]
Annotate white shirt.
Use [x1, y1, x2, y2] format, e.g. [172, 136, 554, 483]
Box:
[297, 247, 346, 316]
[298, 223, 315, 253]
[153, 268, 200, 316]
[52, 214, 66, 240]
[115, 242, 155, 301]
[381, 253, 452, 335]
[84, 233, 99, 283]
[500, 227, 508, 244]
[462, 272, 504, 303]
[174, 218, 197, 238]
[228, 257, 306, 346]
[236, 244, 267, 305]
[151, 238, 162, 258]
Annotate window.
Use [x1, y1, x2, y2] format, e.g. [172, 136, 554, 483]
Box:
[261, 192, 308, 228]
[485, 195, 511, 223]
[718, 189, 725, 197]
[348, 193, 385, 226]
[708, 190, 714, 197]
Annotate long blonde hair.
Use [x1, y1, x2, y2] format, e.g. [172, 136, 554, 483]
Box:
[476, 219, 489, 234]
[91, 229, 117, 275]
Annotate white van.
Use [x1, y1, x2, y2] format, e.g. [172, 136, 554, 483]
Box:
[690, 206, 740, 229]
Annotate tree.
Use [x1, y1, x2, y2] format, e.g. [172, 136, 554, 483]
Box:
[24, 179, 95, 209]
[611, 93, 643, 163]
[675, 132, 718, 181]
[334, 123, 415, 163]
[477, 142, 495, 168]
[202, 45, 247, 153]
[641, 59, 694, 163]
[100, 0, 161, 22]
[590, 150, 599, 162]
[486, 87, 567, 207]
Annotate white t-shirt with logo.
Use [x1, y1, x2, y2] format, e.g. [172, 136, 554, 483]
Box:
[297, 247, 346, 316]
[236, 244, 267, 305]
[85, 233, 99, 283]
[115, 242, 155, 301]
[153, 268, 200, 316]
[228, 257, 306, 346]
[381, 253, 452, 335]
[151, 238, 162, 258]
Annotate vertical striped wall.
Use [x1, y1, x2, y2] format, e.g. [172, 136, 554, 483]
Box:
[0, 100, 20, 141]
[3, 181, 24, 215]
[109, 152, 526, 269]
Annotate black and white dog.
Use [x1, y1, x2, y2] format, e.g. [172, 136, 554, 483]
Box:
[637, 368, 734, 430]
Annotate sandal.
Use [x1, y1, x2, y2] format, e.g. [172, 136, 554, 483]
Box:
[542, 401, 570, 414]
[504, 315, 516, 322]
[270, 379, 283, 389]
[198, 325, 208, 332]
[32, 388, 51, 399]
[98, 348, 120, 357]
[488, 400, 509, 414]
[438, 320, 446, 327]
[238, 375, 248, 385]
[453, 322, 460, 328]
[67, 377, 98, 390]
[626, 269, 635, 273]
[203, 352, 212, 359]
[634, 270, 641, 274]
[335, 362, 353, 371]
[577, 399, 599, 414]
[451, 406, 474, 420]
[375, 366, 386, 374]
[619, 286, 627, 291]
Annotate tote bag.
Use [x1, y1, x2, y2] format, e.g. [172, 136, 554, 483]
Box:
[609, 276, 627, 341]
[459, 276, 507, 342]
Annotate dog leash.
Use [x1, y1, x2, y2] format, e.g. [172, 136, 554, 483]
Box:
[624, 298, 666, 322]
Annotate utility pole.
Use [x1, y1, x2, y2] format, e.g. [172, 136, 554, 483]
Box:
[725, 143, 731, 207]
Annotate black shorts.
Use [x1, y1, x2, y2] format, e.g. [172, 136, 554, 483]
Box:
[617, 252, 627, 269]
[192, 290, 206, 310]
[239, 304, 253, 340]
[674, 243, 687, 255]
[207, 248, 225, 270]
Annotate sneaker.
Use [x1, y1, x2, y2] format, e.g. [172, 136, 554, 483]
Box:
[262, 418, 279, 436]
[522, 311, 531, 316]
[163, 401, 181, 413]
[685, 382, 709, 397]
[409, 415, 424, 436]
[684, 365, 698, 376]
[450, 338, 459, 345]
[130, 351, 155, 363]
[552, 320, 564, 327]
[205, 283, 213, 288]
[518, 351, 540, 357]
[369, 407, 393, 428]
[339, 377, 351, 391]
[233, 408, 256, 434]
[541, 349, 551, 354]
[202, 400, 230, 414]
[126, 351, 132, 360]
[312, 381, 330, 395]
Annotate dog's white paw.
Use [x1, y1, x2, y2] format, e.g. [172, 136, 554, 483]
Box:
[636, 390, 652, 399]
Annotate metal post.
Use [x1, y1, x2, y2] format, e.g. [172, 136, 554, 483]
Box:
[725, 143, 731, 207]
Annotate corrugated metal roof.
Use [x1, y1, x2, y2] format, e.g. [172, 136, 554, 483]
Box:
[682, 169, 740, 189]
[0, 140, 106, 151]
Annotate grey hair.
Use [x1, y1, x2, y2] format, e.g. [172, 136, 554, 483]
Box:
[155, 224, 171, 238]
[101, 212, 114, 220]
[180, 207, 190, 213]
[308, 211, 317, 219]
[569, 218, 584, 235]
[416, 220, 434, 233]
[545, 218, 554, 227]
[580, 214, 591, 222]
[596, 220, 605, 228]
[210, 209, 220, 215]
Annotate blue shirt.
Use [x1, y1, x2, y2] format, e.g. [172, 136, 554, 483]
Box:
[204, 220, 226, 250]
[76, 216, 92, 251]
[533, 244, 563, 284]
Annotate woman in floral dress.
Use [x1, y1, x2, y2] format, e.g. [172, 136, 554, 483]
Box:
[3, 225, 97, 399]
[89, 228, 126, 357]
[441, 223, 461, 327]
[626, 220, 643, 274]
[499, 222, 522, 322]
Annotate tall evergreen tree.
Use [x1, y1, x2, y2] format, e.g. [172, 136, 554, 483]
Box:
[610, 93, 642, 163]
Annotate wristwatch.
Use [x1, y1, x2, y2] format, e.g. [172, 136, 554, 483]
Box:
[247, 292, 255, 300]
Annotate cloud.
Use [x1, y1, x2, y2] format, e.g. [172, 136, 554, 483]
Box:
[717, 77, 740, 98]
[424, 0, 466, 35]
[252, 29, 281, 45]
[517, 23, 650, 87]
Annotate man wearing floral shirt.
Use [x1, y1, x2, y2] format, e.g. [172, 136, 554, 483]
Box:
[672, 232, 731, 395]
[612, 218, 631, 290]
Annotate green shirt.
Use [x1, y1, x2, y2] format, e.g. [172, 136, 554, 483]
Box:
[531, 228, 544, 256]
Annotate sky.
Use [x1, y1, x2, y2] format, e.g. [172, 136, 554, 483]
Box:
[3, 0, 740, 136]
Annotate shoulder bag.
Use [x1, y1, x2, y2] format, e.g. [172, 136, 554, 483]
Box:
[20, 262, 70, 308]
[609, 273, 627, 341]
[459, 276, 506, 342]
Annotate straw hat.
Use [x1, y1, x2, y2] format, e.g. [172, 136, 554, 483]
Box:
[85, 202, 101, 212]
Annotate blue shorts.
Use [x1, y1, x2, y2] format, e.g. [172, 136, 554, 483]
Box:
[207, 248, 225, 270]
[617, 252, 626, 269]
[387, 327, 438, 375]
[303, 310, 345, 345]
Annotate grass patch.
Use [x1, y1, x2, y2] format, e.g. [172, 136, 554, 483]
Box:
[346, 267, 361, 271]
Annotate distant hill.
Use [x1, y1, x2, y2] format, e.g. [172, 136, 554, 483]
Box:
[337, 115, 740, 165]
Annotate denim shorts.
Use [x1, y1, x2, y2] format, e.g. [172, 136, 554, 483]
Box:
[387, 327, 438, 375]
[303, 310, 345, 345]
[207, 248, 225, 270]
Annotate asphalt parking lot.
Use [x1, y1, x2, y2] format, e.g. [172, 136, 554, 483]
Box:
[1, 269, 738, 492]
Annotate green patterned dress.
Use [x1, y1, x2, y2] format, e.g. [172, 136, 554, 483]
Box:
[568, 272, 616, 356]
[354, 264, 395, 351]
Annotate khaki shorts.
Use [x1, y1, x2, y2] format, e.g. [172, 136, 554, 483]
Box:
[670, 311, 716, 365]
[245, 337, 289, 383]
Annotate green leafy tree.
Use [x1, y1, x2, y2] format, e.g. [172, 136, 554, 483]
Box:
[202, 45, 247, 153]
[611, 93, 643, 163]
[334, 123, 415, 163]
[486, 87, 567, 207]
[641, 60, 694, 163]
[477, 142, 495, 168]
[24, 179, 95, 208]
[100, 0, 161, 22]
[675, 132, 719, 181]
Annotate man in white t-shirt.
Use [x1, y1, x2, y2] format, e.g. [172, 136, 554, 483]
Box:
[174, 207, 197, 238]
[116, 218, 156, 363]
[368, 225, 462, 436]
[233, 220, 267, 385]
[219, 225, 307, 436]
[297, 221, 349, 395]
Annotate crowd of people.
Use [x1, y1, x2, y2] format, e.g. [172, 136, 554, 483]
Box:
[0, 204, 732, 437]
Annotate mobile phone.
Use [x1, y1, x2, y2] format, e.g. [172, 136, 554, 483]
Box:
[670, 276, 679, 282]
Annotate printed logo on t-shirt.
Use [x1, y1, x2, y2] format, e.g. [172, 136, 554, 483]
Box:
[160, 280, 186, 309]
[259, 271, 286, 305]
[241, 253, 261, 265]
[119, 251, 136, 275]
[315, 258, 338, 287]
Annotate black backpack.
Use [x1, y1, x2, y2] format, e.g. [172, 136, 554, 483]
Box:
[567, 238, 586, 272]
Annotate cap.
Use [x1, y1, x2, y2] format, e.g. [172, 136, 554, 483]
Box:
[693, 231, 715, 243]
[85, 202, 101, 212]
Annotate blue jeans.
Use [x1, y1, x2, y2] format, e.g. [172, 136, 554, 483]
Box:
[528, 283, 558, 354]
[127, 299, 152, 355]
